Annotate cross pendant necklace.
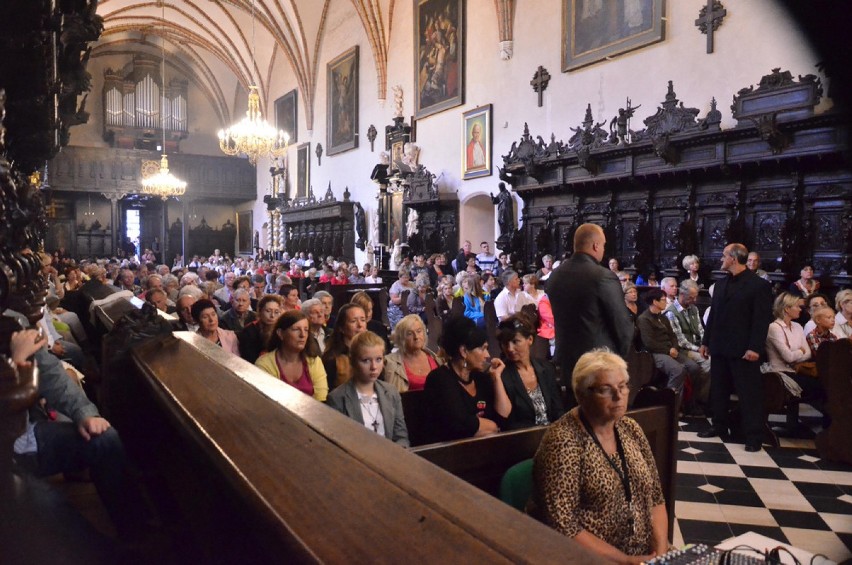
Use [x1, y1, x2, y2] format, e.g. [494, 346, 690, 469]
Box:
[371, 419, 379, 433]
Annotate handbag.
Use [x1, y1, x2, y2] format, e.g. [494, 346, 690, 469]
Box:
[793, 361, 818, 378]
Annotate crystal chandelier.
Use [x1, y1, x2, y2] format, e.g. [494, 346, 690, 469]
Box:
[141, 0, 186, 200]
[218, 0, 289, 165]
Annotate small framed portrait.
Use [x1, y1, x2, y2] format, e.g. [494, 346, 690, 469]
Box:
[327, 46, 359, 156]
[461, 104, 491, 180]
[562, 0, 665, 72]
[414, 0, 464, 119]
[297, 142, 310, 199]
[275, 89, 298, 144]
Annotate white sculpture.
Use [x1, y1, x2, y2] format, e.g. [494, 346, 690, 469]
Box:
[389, 239, 402, 271]
[392, 85, 404, 118]
[406, 208, 419, 238]
[370, 211, 380, 244]
[401, 142, 420, 169]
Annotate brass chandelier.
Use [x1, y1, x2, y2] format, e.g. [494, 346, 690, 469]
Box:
[141, 0, 186, 200]
[218, 0, 289, 165]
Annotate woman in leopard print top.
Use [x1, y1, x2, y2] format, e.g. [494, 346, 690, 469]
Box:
[530, 349, 669, 562]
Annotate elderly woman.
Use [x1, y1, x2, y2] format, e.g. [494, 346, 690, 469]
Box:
[301, 298, 329, 354]
[436, 275, 455, 323]
[238, 295, 284, 363]
[531, 349, 668, 561]
[387, 268, 415, 330]
[765, 292, 826, 414]
[191, 298, 240, 355]
[278, 283, 301, 311]
[383, 314, 443, 392]
[327, 331, 409, 446]
[623, 282, 639, 321]
[790, 265, 820, 298]
[322, 303, 368, 389]
[255, 311, 328, 402]
[833, 289, 852, 339]
[536, 254, 554, 282]
[681, 254, 704, 289]
[496, 315, 564, 430]
[424, 316, 511, 442]
[407, 273, 430, 323]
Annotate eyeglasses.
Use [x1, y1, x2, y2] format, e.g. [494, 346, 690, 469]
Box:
[588, 383, 629, 398]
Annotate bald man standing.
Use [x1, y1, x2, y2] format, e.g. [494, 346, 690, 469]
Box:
[547, 223, 634, 398]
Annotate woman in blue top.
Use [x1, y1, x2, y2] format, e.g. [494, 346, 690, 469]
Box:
[461, 273, 486, 328]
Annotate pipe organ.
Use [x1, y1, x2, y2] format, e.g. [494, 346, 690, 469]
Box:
[102, 55, 188, 151]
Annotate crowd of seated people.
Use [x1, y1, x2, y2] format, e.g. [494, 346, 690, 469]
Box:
[21, 243, 850, 560]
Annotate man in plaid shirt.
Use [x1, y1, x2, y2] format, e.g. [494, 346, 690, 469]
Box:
[665, 280, 711, 402]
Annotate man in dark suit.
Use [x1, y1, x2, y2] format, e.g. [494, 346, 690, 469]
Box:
[547, 223, 634, 398]
[699, 243, 773, 452]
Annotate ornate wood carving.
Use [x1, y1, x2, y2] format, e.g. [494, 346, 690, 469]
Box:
[401, 166, 459, 259]
[498, 72, 850, 285]
[276, 188, 356, 261]
[568, 104, 608, 175]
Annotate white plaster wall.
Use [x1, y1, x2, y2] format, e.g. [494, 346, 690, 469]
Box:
[69, 0, 824, 262]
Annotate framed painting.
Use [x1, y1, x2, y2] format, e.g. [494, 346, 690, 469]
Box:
[461, 104, 491, 180]
[297, 143, 310, 199]
[327, 46, 359, 155]
[414, 0, 464, 119]
[275, 89, 298, 143]
[237, 211, 253, 254]
[562, 0, 665, 72]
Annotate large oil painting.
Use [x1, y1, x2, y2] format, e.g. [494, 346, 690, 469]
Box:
[327, 46, 359, 155]
[562, 0, 665, 72]
[275, 89, 298, 143]
[414, 0, 464, 119]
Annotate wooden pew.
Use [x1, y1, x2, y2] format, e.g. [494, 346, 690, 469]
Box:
[815, 338, 852, 464]
[116, 333, 597, 563]
[408, 387, 678, 540]
[423, 293, 442, 353]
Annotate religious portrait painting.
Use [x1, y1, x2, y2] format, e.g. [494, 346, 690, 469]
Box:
[297, 142, 310, 199]
[562, 0, 665, 72]
[461, 104, 491, 180]
[327, 46, 359, 155]
[414, 0, 464, 119]
[275, 89, 298, 144]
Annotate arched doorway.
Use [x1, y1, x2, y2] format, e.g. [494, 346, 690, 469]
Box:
[460, 194, 495, 253]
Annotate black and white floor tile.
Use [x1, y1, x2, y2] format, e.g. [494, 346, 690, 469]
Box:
[673, 408, 852, 563]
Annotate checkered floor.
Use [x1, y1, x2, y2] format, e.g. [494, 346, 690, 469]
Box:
[672, 407, 852, 563]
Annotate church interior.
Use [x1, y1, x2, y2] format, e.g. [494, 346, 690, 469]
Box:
[1, 0, 852, 562]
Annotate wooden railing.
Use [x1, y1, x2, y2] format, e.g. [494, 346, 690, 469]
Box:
[118, 333, 598, 563]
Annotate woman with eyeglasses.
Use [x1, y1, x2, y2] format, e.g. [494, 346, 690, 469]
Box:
[530, 348, 668, 562]
[496, 315, 564, 430]
[424, 316, 511, 442]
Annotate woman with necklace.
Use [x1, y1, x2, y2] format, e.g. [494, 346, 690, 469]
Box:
[530, 349, 669, 562]
[424, 316, 511, 442]
[327, 331, 409, 446]
[496, 315, 564, 430]
[255, 310, 328, 401]
[191, 298, 239, 355]
[383, 314, 443, 392]
[790, 265, 820, 298]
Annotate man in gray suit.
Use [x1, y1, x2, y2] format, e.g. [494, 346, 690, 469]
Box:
[547, 223, 634, 399]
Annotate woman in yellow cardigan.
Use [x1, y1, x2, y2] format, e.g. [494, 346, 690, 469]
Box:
[255, 310, 328, 402]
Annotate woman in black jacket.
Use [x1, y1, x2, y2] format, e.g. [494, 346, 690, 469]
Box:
[497, 314, 565, 430]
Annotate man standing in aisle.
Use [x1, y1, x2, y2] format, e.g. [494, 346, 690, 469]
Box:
[547, 223, 634, 399]
[699, 243, 773, 452]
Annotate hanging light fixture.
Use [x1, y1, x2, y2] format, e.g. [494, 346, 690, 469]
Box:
[141, 0, 187, 200]
[218, 0, 289, 165]
[83, 194, 96, 217]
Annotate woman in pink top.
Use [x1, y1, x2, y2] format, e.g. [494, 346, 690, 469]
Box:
[255, 310, 328, 401]
[382, 314, 442, 392]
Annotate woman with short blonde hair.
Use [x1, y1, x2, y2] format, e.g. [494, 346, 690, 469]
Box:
[384, 314, 442, 392]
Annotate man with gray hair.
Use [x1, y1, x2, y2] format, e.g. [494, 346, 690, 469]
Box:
[660, 276, 678, 306]
[301, 298, 329, 353]
[493, 269, 533, 321]
[665, 279, 711, 410]
[219, 288, 256, 332]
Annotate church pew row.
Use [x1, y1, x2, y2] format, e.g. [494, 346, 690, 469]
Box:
[119, 332, 598, 563]
[405, 387, 678, 540]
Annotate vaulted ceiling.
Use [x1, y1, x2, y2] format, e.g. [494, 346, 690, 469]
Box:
[93, 0, 515, 129]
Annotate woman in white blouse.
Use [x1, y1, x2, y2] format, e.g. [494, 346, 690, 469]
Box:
[765, 292, 826, 416]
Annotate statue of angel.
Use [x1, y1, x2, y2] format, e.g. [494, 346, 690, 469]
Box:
[406, 208, 419, 238]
